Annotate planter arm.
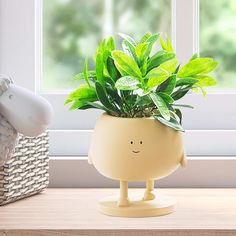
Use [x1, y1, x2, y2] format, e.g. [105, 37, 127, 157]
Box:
[180, 151, 187, 167]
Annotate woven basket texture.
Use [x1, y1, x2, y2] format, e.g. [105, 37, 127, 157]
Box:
[0, 132, 49, 205]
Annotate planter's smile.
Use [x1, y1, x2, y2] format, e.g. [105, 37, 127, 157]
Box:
[132, 150, 140, 154]
[130, 141, 142, 154]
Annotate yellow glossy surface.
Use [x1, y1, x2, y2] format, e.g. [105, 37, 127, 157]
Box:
[89, 113, 185, 181]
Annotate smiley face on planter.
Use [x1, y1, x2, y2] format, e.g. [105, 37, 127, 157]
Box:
[130, 140, 143, 154]
[89, 114, 185, 182]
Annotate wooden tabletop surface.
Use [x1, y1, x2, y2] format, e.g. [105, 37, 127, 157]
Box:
[0, 188, 236, 236]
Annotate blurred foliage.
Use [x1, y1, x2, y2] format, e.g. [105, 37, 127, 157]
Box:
[200, 0, 236, 89]
[43, 0, 171, 90]
[43, 0, 235, 90]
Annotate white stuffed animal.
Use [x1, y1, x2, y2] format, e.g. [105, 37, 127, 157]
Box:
[0, 112, 18, 166]
[0, 76, 53, 165]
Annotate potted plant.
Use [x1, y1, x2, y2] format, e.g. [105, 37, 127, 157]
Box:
[65, 32, 218, 217]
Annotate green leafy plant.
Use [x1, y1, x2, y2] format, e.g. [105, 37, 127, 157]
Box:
[65, 33, 218, 131]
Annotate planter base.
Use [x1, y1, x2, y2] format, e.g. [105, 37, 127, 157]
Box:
[99, 194, 176, 217]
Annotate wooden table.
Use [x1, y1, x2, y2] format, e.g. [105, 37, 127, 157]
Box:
[0, 189, 236, 236]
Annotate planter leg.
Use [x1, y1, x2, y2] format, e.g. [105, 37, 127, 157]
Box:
[117, 180, 130, 207]
[143, 179, 155, 201]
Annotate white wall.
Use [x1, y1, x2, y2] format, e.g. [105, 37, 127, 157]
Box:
[0, 0, 35, 91]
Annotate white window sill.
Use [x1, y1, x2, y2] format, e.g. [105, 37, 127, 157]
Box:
[48, 156, 236, 188]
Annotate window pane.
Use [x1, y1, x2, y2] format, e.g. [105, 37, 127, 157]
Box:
[200, 0, 236, 89]
[43, 0, 171, 91]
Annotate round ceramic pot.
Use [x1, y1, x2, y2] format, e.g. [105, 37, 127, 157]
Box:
[89, 113, 185, 182]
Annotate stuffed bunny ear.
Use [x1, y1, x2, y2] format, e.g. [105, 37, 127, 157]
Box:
[0, 75, 12, 96]
[0, 75, 13, 84]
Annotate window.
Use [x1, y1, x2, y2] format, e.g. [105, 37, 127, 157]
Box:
[42, 0, 172, 91]
[200, 0, 236, 89]
[41, 0, 174, 157]
[0, 0, 235, 187]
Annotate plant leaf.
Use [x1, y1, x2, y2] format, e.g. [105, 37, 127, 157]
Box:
[140, 59, 148, 76]
[134, 88, 150, 97]
[86, 102, 109, 111]
[112, 51, 142, 79]
[176, 77, 199, 87]
[147, 51, 175, 72]
[149, 93, 170, 120]
[115, 76, 140, 91]
[69, 100, 87, 110]
[118, 33, 137, 46]
[174, 64, 181, 74]
[96, 53, 105, 85]
[140, 32, 152, 43]
[158, 92, 174, 103]
[105, 77, 115, 87]
[158, 74, 176, 94]
[171, 85, 192, 101]
[115, 63, 129, 76]
[170, 110, 181, 123]
[106, 36, 115, 51]
[172, 90, 189, 101]
[198, 86, 207, 97]
[106, 86, 123, 109]
[83, 57, 90, 87]
[192, 87, 199, 94]
[195, 75, 217, 87]
[95, 82, 118, 113]
[146, 58, 178, 88]
[122, 40, 138, 62]
[72, 71, 96, 81]
[190, 53, 198, 61]
[158, 57, 178, 74]
[172, 104, 194, 109]
[65, 84, 97, 105]
[106, 56, 120, 81]
[165, 36, 174, 52]
[146, 68, 170, 89]
[97, 39, 106, 54]
[102, 49, 111, 78]
[160, 35, 173, 52]
[154, 116, 184, 132]
[102, 49, 110, 63]
[174, 108, 182, 124]
[135, 95, 152, 106]
[135, 42, 149, 65]
[178, 58, 218, 78]
[143, 33, 160, 59]
[146, 33, 160, 45]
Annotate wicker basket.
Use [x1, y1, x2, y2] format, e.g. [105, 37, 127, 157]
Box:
[0, 132, 49, 205]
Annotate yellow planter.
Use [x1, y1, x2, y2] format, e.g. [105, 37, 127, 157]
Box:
[89, 113, 187, 217]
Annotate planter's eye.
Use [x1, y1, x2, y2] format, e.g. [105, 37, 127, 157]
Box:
[130, 141, 133, 144]
[140, 141, 143, 144]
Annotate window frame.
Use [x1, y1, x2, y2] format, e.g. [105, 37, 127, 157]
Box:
[0, 0, 235, 187]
